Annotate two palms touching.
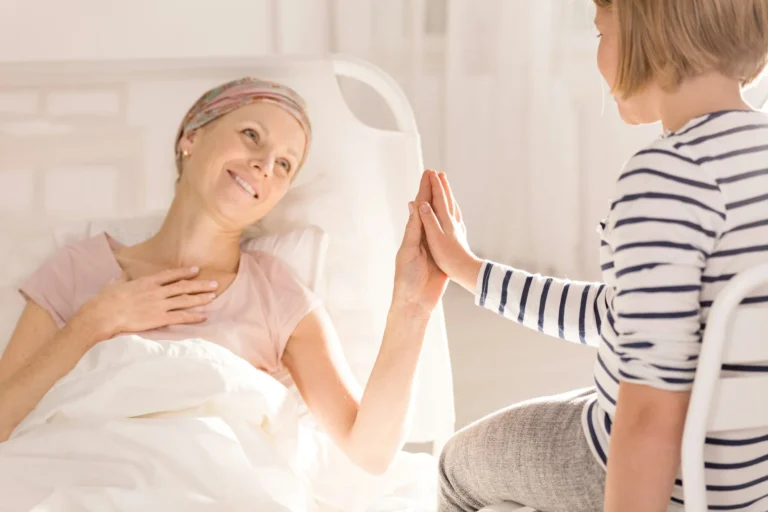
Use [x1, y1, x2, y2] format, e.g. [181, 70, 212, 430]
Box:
[394, 169, 469, 314]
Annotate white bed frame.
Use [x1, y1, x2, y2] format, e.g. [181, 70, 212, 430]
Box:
[0, 55, 456, 454]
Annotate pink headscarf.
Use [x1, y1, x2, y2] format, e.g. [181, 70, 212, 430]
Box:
[175, 77, 312, 169]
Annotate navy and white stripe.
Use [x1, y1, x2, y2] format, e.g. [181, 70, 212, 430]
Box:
[475, 110, 768, 511]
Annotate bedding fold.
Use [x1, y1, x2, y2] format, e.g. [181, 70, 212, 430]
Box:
[0, 335, 313, 512]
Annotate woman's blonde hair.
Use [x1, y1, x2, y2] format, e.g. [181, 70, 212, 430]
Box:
[594, 0, 768, 97]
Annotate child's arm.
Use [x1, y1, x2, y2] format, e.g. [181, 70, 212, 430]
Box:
[418, 170, 609, 347]
[473, 259, 609, 347]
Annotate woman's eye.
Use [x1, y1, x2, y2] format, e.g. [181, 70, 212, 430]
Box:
[243, 129, 260, 141]
[278, 160, 292, 173]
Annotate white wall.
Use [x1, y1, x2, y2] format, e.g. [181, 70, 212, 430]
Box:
[0, 0, 276, 61]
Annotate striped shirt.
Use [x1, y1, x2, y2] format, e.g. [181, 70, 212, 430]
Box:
[476, 110, 768, 511]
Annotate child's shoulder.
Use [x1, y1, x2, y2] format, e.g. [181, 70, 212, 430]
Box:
[618, 135, 713, 190]
[631, 110, 768, 168]
[626, 127, 707, 173]
[622, 110, 768, 187]
[611, 122, 729, 214]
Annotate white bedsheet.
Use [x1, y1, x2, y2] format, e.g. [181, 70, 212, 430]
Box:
[0, 336, 437, 511]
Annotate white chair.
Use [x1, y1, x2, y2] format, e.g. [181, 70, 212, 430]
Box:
[681, 262, 768, 512]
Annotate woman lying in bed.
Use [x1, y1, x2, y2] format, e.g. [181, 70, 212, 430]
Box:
[0, 78, 447, 475]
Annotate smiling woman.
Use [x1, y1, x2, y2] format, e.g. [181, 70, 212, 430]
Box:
[176, 99, 308, 225]
[174, 78, 309, 214]
[0, 72, 449, 502]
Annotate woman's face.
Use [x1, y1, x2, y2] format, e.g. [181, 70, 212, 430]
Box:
[595, 6, 659, 125]
[177, 102, 307, 227]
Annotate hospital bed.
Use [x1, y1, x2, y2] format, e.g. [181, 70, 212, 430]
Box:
[0, 55, 454, 511]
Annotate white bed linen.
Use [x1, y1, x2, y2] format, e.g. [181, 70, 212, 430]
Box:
[0, 335, 437, 511]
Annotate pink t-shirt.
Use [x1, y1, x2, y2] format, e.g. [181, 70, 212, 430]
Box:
[18, 232, 320, 374]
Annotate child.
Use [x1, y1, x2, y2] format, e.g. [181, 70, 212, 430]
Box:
[418, 0, 768, 511]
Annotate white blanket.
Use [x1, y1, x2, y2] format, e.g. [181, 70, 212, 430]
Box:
[0, 335, 438, 512]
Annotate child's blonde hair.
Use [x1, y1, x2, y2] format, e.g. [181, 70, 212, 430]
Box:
[594, 0, 768, 97]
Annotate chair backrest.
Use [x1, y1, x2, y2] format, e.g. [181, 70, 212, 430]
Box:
[681, 263, 768, 511]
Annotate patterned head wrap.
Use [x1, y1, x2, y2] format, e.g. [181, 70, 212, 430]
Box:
[175, 77, 312, 171]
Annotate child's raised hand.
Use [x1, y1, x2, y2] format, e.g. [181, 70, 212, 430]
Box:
[417, 170, 483, 292]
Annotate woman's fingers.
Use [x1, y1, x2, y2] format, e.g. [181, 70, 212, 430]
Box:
[418, 202, 444, 248]
[416, 170, 433, 204]
[402, 201, 424, 248]
[165, 292, 217, 311]
[162, 278, 219, 298]
[150, 266, 201, 286]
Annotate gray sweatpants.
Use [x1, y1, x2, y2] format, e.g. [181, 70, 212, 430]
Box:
[438, 388, 606, 512]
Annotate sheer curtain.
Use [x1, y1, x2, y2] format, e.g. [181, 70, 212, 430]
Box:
[275, 0, 659, 280]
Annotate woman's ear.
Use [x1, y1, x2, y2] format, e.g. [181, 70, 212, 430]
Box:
[178, 129, 199, 155]
[176, 129, 201, 181]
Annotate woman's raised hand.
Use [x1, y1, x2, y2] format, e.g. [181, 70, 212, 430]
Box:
[417, 170, 484, 293]
[72, 267, 218, 345]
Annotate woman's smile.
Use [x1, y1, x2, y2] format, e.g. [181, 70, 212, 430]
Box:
[227, 169, 259, 199]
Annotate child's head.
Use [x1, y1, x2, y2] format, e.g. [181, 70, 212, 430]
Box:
[593, 0, 768, 124]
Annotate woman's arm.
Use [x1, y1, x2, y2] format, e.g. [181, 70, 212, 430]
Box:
[0, 302, 102, 442]
[283, 171, 447, 474]
[283, 304, 429, 475]
[0, 266, 219, 442]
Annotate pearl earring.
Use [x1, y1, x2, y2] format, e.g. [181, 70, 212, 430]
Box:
[182, 150, 190, 158]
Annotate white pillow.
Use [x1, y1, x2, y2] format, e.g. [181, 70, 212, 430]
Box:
[240, 225, 328, 294]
